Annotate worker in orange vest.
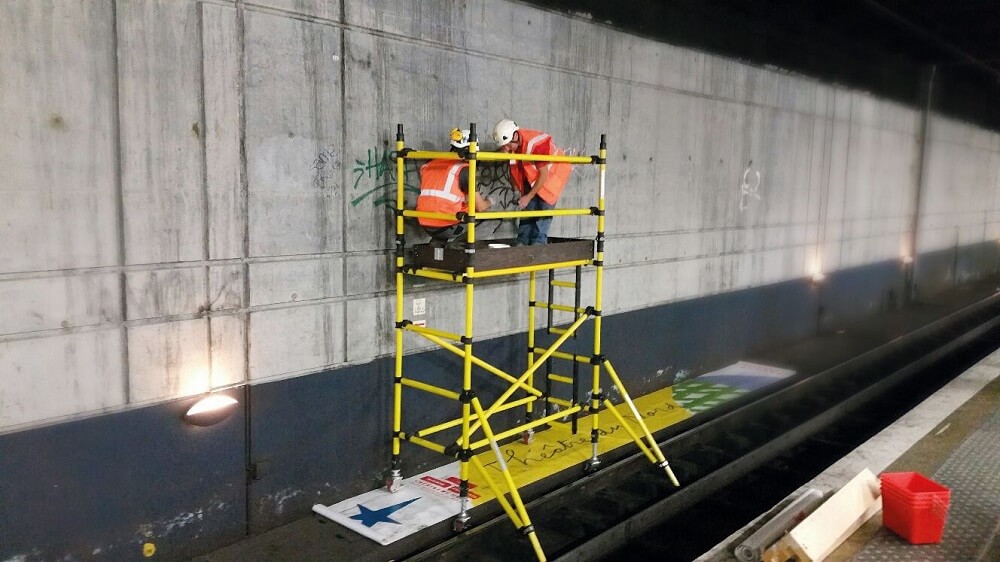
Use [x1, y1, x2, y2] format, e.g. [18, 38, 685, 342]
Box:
[492, 119, 572, 245]
[416, 128, 493, 246]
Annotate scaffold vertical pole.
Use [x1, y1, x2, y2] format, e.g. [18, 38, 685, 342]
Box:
[388, 124, 406, 492]
[525, 269, 537, 444]
[455, 123, 478, 531]
[586, 134, 608, 472]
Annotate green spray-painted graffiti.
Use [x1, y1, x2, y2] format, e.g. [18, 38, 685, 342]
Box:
[351, 145, 420, 209]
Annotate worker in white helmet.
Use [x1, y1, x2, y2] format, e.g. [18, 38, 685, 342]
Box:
[492, 119, 571, 245]
[416, 128, 493, 246]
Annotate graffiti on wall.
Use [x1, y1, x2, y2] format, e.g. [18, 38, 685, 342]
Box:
[347, 145, 421, 209]
[311, 146, 341, 190]
[739, 159, 763, 212]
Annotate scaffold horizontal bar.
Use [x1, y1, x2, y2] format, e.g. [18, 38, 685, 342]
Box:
[532, 348, 591, 364]
[546, 373, 574, 384]
[467, 259, 592, 278]
[469, 405, 583, 449]
[405, 268, 466, 282]
[404, 323, 462, 342]
[402, 150, 462, 161]
[476, 152, 594, 164]
[406, 434, 447, 454]
[548, 327, 569, 335]
[535, 302, 587, 314]
[401, 209, 459, 221]
[400, 377, 460, 400]
[476, 208, 592, 220]
[550, 280, 577, 288]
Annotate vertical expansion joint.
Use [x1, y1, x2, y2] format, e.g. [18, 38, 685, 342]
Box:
[397, 124, 404, 141]
[395, 320, 412, 329]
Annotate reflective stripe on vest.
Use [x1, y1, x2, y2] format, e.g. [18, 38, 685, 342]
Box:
[417, 160, 468, 227]
[420, 163, 465, 203]
[509, 129, 571, 205]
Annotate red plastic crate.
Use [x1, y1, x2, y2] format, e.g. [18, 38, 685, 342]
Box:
[880, 471, 951, 544]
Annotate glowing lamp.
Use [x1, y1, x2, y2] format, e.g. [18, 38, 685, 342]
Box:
[184, 394, 238, 426]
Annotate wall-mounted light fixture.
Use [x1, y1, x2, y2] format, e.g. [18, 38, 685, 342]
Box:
[184, 393, 239, 427]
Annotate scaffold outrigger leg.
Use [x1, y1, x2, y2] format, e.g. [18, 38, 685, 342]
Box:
[472, 397, 547, 561]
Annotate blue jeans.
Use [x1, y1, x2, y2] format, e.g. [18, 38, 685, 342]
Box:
[517, 196, 555, 245]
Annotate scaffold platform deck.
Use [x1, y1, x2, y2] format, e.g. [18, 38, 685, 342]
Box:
[410, 237, 594, 274]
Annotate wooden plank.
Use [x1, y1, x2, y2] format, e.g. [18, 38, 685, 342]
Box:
[762, 469, 882, 562]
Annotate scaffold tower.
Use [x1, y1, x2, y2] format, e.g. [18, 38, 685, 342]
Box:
[388, 123, 679, 561]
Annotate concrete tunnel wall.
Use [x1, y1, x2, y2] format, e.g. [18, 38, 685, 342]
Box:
[2, 0, 1000, 558]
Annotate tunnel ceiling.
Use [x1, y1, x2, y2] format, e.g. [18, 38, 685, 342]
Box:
[522, 0, 1000, 130]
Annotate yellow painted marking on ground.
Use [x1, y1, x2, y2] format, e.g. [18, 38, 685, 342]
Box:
[469, 385, 690, 505]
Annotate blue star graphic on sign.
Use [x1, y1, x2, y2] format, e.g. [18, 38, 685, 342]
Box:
[350, 497, 420, 527]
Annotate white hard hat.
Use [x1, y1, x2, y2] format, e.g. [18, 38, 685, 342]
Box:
[492, 119, 519, 147]
[450, 128, 471, 149]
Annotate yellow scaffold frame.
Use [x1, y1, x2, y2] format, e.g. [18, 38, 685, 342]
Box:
[388, 123, 679, 561]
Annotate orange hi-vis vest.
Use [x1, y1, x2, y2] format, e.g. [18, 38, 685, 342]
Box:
[509, 128, 572, 205]
[417, 159, 469, 227]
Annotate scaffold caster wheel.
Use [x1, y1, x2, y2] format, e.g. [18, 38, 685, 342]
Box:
[452, 515, 471, 533]
[583, 458, 601, 474]
[520, 429, 535, 445]
[386, 474, 402, 493]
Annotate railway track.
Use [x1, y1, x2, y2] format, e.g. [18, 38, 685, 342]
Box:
[404, 292, 1000, 562]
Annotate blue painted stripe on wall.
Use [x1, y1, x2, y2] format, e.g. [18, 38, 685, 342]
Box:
[0, 389, 245, 561]
[4, 242, 995, 558]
